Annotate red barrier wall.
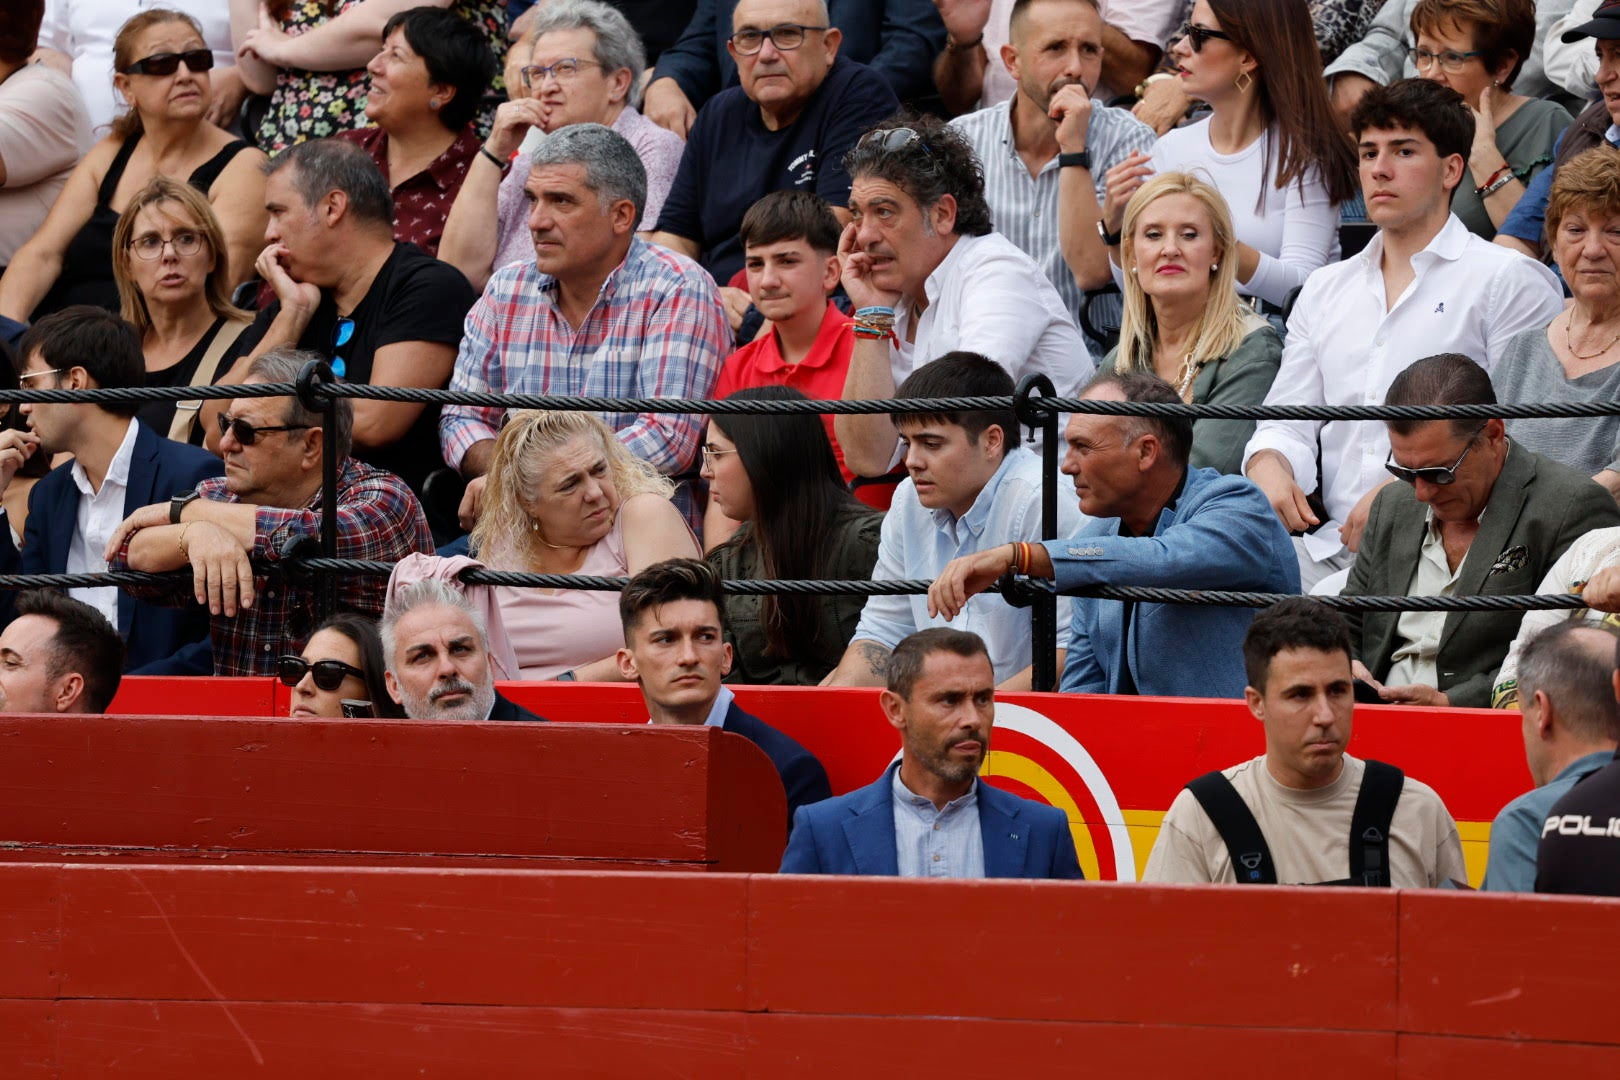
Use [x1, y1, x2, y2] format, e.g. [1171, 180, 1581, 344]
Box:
[1, 864, 1614, 1077]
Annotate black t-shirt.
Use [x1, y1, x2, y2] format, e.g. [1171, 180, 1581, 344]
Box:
[230, 242, 476, 492]
[656, 56, 898, 285]
[1535, 753, 1620, 896]
[139, 317, 229, 442]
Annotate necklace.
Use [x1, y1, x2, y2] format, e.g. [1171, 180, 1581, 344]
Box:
[1564, 311, 1620, 361]
[1174, 353, 1201, 398]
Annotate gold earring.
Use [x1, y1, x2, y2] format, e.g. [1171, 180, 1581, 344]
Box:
[1234, 70, 1253, 94]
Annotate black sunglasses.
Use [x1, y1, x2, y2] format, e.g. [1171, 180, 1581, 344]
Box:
[1384, 427, 1487, 486]
[217, 413, 312, 446]
[1177, 22, 1233, 52]
[277, 655, 366, 692]
[122, 48, 214, 76]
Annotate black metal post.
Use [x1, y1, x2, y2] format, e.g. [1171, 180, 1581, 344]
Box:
[1014, 373, 1059, 692]
[295, 359, 339, 623]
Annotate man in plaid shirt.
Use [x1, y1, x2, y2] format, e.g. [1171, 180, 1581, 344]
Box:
[439, 123, 729, 530]
[106, 348, 434, 676]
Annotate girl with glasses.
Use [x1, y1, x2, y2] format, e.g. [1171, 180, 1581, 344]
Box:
[282, 613, 401, 718]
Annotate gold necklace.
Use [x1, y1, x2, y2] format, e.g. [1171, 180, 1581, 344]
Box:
[1565, 311, 1620, 361]
[1175, 353, 1201, 398]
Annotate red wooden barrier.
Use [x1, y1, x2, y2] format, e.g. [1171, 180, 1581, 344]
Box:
[0, 716, 785, 872]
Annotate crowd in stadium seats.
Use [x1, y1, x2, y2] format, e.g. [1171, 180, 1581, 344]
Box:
[6, 0, 1620, 895]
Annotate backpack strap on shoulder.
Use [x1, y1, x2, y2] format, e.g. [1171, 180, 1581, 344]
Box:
[1349, 760, 1405, 887]
[1187, 771, 1276, 884]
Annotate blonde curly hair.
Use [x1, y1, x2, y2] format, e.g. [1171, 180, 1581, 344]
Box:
[471, 410, 673, 568]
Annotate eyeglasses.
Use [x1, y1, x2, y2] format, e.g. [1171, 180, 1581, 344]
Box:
[1176, 22, 1234, 52]
[331, 318, 353, 380]
[277, 655, 366, 691]
[859, 126, 935, 160]
[217, 413, 312, 446]
[700, 445, 739, 466]
[121, 48, 214, 76]
[729, 23, 829, 55]
[521, 57, 602, 86]
[129, 230, 204, 260]
[17, 367, 62, 384]
[1384, 427, 1487, 486]
[1407, 47, 1484, 74]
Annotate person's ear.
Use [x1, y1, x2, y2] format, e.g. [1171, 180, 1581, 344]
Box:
[1244, 685, 1264, 721]
[819, 252, 841, 294]
[1440, 152, 1467, 194]
[720, 641, 733, 678]
[52, 672, 85, 714]
[609, 196, 638, 235]
[1000, 42, 1019, 80]
[297, 426, 324, 471]
[1483, 417, 1507, 445]
[606, 65, 632, 104]
[1532, 689, 1557, 740]
[322, 189, 349, 228]
[1135, 431, 1160, 471]
[616, 646, 640, 682]
[879, 688, 906, 732]
[823, 25, 842, 61]
[931, 193, 959, 236]
[980, 423, 1005, 460]
[384, 669, 404, 706]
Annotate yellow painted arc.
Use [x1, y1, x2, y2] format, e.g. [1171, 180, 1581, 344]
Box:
[982, 750, 1102, 882]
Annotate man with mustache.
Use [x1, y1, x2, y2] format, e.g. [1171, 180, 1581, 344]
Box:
[1142, 597, 1465, 887]
[781, 626, 1082, 879]
[381, 579, 547, 722]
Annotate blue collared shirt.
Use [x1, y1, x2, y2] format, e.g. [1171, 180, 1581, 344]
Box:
[1482, 749, 1616, 892]
[1500, 123, 1620, 244]
[892, 767, 985, 879]
[645, 684, 734, 728]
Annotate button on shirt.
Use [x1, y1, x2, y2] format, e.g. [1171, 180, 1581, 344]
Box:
[66, 417, 138, 627]
[1242, 215, 1562, 562]
[893, 768, 985, 879]
[1385, 509, 1471, 688]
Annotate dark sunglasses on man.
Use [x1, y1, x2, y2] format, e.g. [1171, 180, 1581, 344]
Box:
[121, 49, 214, 77]
[277, 655, 365, 692]
[1383, 426, 1487, 486]
[217, 413, 312, 446]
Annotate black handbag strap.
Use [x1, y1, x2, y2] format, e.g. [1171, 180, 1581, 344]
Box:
[1187, 771, 1276, 884]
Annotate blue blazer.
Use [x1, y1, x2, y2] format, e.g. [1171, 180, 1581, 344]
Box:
[779, 762, 1083, 879]
[0, 421, 222, 673]
[722, 701, 832, 823]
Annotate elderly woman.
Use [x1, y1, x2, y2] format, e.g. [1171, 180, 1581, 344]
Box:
[0, 8, 265, 322]
[1493, 145, 1620, 500]
[1409, 0, 1568, 240]
[1109, 172, 1281, 475]
[112, 177, 252, 443]
[281, 613, 402, 718]
[439, 0, 683, 290]
[471, 410, 700, 681]
[332, 6, 495, 257]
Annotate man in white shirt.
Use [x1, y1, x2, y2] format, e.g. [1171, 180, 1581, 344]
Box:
[1242, 79, 1562, 589]
[835, 113, 1094, 477]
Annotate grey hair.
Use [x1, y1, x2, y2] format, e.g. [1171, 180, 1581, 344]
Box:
[530, 0, 647, 107]
[380, 579, 489, 675]
[1518, 622, 1620, 744]
[264, 138, 394, 229]
[244, 346, 354, 463]
[529, 122, 648, 227]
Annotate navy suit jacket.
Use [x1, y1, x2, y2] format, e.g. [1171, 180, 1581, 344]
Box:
[722, 701, 831, 823]
[0, 421, 221, 673]
[488, 691, 549, 722]
[779, 762, 1084, 879]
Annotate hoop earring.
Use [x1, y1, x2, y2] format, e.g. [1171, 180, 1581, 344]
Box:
[1234, 70, 1253, 94]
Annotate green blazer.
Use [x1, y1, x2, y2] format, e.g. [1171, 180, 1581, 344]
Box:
[1344, 441, 1620, 708]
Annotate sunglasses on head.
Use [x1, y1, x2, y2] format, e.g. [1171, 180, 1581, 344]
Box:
[860, 127, 934, 159]
[217, 413, 312, 446]
[277, 655, 366, 692]
[1383, 426, 1487, 486]
[122, 48, 214, 76]
[331, 318, 354, 380]
[1177, 22, 1233, 51]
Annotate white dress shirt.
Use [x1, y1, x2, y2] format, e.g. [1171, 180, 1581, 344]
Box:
[67, 418, 138, 628]
[1384, 509, 1468, 688]
[1242, 215, 1562, 562]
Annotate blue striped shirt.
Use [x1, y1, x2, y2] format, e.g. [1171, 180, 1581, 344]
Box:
[893, 768, 985, 878]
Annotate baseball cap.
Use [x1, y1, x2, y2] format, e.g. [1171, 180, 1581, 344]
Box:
[1562, 0, 1620, 42]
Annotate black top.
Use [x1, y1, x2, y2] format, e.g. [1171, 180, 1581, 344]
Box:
[227, 242, 477, 494]
[137, 316, 229, 442]
[34, 132, 250, 319]
[1535, 752, 1620, 897]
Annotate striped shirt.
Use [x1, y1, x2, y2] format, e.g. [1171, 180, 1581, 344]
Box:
[439, 237, 731, 478]
[893, 768, 985, 878]
[950, 97, 1155, 348]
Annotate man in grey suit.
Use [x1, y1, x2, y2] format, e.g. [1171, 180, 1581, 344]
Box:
[1346, 353, 1620, 708]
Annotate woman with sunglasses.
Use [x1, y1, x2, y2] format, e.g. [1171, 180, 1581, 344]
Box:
[1408, 0, 1567, 241]
[0, 10, 266, 324]
[281, 613, 401, 718]
[113, 177, 253, 445]
[1097, 0, 1356, 312]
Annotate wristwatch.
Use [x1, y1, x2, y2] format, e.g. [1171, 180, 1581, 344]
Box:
[1058, 150, 1092, 170]
[1096, 220, 1123, 246]
[169, 488, 202, 524]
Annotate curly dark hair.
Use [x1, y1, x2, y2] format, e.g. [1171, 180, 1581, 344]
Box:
[842, 112, 994, 237]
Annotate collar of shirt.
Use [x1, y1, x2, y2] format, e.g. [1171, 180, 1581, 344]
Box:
[69, 417, 138, 498]
[927, 447, 1022, 538]
[536, 236, 640, 305]
[921, 232, 976, 310]
[644, 684, 734, 727]
[359, 123, 482, 193]
[992, 95, 1062, 176]
[892, 764, 979, 820]
[1557, 749, 1619, 785]
[1356, 213, 1471, 280]
[1117, 468, 1188, 538]
[749, 302, 851, 376]
[1606, 124, 1620, 147]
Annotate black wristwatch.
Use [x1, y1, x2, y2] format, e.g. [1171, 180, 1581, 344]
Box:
[169, 488, 202, 524]
[1096, 219, 1123, 246]
[1058, 149, 1091, 170]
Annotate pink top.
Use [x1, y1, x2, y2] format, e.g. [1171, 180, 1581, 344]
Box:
[494, 512, 628, 680]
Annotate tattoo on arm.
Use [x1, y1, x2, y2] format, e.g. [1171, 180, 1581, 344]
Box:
[858, 641, 891, 676]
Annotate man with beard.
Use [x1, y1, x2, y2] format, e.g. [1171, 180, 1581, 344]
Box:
[947, 0, 1155, 344]
[780, 627, 1082, 878]
[381, 579, 548, 722]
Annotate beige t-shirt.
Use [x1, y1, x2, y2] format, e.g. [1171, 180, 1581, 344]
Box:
[1143, 754, 1466, 887]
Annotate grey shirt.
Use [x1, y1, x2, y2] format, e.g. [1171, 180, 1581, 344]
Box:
[892, 768, 985, 878]
[1493, 327, 1620, 477]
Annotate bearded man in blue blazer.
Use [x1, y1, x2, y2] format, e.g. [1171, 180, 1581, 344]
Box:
[780, 626, 1082, 878]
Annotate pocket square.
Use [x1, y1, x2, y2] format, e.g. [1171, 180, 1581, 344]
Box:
[1488, 545, 1528, 576]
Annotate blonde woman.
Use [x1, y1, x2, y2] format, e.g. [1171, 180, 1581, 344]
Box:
[1111, 171, 1283, 474]
[471, 410, 700, 681]
[112, 177, 252, 444]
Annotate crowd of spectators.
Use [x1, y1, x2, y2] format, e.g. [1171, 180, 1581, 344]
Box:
[6, 0, 1620, 896]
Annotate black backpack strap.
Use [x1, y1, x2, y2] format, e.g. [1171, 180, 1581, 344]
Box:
[1187, 772, 1276, 884]
[1349, 760, 1405, 887]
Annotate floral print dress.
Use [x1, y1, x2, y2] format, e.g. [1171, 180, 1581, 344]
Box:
[256, 0, 506, 155]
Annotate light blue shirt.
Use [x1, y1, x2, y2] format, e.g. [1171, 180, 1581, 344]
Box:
[1481, 749, 1615, 893]
[645, 684, 733, 727]
[851, 447, 1083, 682]
[892, 767, 985, 879]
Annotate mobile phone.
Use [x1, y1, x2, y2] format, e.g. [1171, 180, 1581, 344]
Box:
[340, 698, 374, 718]
[1352, 680, 1383, 705]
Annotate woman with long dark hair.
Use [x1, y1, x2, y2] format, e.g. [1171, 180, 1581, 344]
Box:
[1097, 0, 1358, 310]
[702, 386, 883, 686]
[280, 612, 402, 719]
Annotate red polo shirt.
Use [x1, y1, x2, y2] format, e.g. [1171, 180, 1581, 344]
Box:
[338, 123, 482, 257]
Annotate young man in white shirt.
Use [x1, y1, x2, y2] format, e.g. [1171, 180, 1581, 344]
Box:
[835, 113, 1094, 478]
[1241, 78, 1562, 590]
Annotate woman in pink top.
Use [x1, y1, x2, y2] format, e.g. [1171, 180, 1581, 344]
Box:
[471, 410, 699, 681]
